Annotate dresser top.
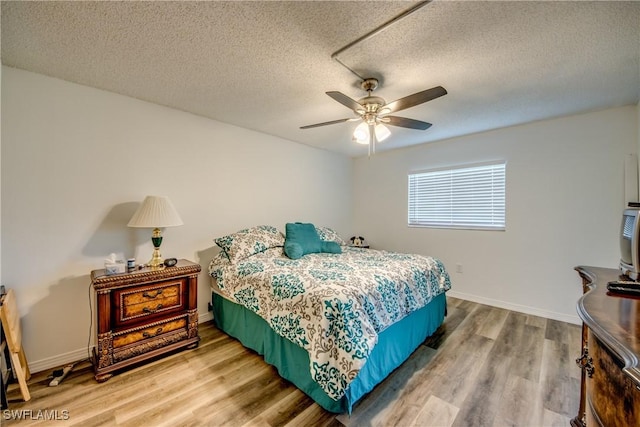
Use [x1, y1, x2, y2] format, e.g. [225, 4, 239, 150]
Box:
[576, 265, 640, 386]
[92, 259, 201, 290]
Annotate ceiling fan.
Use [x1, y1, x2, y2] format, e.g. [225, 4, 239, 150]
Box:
[301, 78, 447, 154]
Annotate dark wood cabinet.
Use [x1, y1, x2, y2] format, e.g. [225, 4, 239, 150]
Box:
[573, 266, 640, 427]
[91, 259, 201, 382]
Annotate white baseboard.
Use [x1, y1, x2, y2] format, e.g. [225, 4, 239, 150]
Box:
[198, 311, 213, 323]
[28, 299, 577, 374]
[28, 348, 91, 375]
[446, 290, 581, 325]
[28, 311, 215, 374]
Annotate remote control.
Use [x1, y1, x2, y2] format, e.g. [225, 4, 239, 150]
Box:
[609, 280, 640, 286]
[607, 280, 640, 295]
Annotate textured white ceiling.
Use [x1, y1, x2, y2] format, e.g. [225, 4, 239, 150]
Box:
[2, 1, 639, 157]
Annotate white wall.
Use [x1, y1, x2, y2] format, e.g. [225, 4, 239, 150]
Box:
[353, 106, 639, 324]
[1, 66, 352, 371]
[2, 64, 636, 370]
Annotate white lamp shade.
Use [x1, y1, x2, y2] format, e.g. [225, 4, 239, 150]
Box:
[375, 124, 391, 142]
[353, 122, 370, 145]
[128, 196, 184, 228]
[353, 122, 391, 144]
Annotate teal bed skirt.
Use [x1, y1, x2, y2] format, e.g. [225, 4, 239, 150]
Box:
[212, 291, 447, 414]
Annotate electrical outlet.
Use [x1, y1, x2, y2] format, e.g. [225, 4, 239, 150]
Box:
[456, 263, 463, 273]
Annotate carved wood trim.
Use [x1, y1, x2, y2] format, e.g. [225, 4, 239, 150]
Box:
[112, 314, 188, 336]
[91, 260, 201, 290]
[187, 309, 198, 339]
[96, 332, 113, 369]
[113, 329, 188, 362]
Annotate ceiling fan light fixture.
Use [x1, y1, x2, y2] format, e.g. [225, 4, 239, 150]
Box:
[353, 122, 370, 144]
[375, 123, 391, 142]
[352, 122, 391, 144]
[302, 75, 447, 154]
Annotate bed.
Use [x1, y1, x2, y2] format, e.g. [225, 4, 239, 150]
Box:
[208, 225, 451, 414]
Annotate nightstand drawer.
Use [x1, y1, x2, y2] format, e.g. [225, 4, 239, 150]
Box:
[112, 316, 187, 349]
[113, 279, 186, 326]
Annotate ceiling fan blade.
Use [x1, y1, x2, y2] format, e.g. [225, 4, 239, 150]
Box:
[383, 86, 447, 114]
[300, 118, 354, 129]
[384, 116, 432, 130]
[326, 91, 363, 112]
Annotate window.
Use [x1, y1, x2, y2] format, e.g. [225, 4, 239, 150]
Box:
[408, 161, 506, 230]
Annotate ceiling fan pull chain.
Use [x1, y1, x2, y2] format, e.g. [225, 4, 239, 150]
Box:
[370, 123, 375, 155]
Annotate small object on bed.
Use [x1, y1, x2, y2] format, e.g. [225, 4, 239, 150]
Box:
[350, 236, 367, 247]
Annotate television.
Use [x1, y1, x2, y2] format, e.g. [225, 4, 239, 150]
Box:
[620, 208, 640, 280]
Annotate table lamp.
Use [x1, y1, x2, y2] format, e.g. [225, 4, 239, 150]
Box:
[127, 195, 183, 269]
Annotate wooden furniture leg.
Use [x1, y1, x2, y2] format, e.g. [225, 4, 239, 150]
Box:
[0, 289, 31, 401]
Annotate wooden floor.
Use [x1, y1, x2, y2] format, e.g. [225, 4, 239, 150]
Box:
[4, 297, 580, 426]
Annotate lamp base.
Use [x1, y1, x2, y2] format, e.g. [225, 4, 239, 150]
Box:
[148, 228, 165, 269]
[148, 248, 165, 270]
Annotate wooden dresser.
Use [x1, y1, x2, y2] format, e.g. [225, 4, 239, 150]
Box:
[573, 266, 640, 426]
[91, 259, 201, 382]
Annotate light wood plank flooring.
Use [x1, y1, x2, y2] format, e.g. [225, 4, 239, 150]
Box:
[4, 297, 580, 426]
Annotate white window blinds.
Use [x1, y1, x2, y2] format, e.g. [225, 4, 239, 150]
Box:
[408, 162, 506, 230]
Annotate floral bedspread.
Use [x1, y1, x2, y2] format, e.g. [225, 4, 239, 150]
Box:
[208, 246, 451, 401]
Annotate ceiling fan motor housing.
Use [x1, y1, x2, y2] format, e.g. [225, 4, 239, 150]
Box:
[360, 78, 379, 92]
[358, 96, 386, 113]
[354, 78, 384, 116]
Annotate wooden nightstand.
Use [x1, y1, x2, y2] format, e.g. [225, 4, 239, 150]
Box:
[91, 259, 201, 382]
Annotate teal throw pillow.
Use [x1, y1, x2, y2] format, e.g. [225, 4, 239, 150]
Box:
[284, 223, 342, 259]
[321, 241, 342, 254]
[285, 222, 322, 259]
[284, 241, 304, 260]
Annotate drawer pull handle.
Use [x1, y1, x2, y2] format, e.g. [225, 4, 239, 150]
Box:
[576, 346, 594, 378]
[142, 327, 164, 338]
[142, 289, 163, 299]
[142, 304, 164, 314]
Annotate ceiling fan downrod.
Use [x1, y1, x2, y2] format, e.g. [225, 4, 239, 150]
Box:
[330, 1, 432, 80]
